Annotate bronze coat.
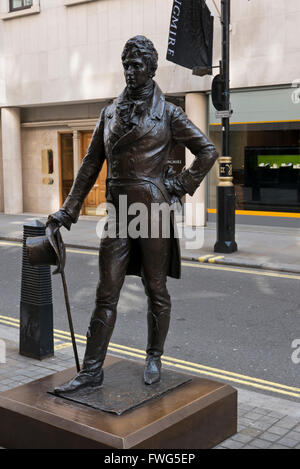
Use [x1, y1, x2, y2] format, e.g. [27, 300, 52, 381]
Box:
[60, 83, 218, 279]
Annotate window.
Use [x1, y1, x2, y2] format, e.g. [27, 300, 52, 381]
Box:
[9, 0, 33, 12]
[209, 123, 300, 214]
[208, 88, 300, 215]
[1, 0, 39, 19]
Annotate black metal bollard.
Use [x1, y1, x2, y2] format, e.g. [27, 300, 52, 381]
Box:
[214, 157, 238, 253]
[20, 220, 54, 359]
[214, 185, 238, 253]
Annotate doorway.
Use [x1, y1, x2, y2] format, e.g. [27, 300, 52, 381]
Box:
[60, 133, 74, 204]
[81, 132, 107, 215]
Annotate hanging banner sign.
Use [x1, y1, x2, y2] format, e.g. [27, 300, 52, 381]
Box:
[166, 0, 214, 75]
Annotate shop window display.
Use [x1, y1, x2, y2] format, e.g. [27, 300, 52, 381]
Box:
[209, 123, 300, 213]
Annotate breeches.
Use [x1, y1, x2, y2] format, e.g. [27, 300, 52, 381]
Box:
[94, 235, 171, 327]
[92, 181, 172, 326]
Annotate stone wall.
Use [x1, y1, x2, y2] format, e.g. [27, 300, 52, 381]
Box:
[0, 0, 299, 107]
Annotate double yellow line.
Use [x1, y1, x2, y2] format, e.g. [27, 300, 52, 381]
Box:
[2, 240, 300, 281]
[1, 241, 300, 397]
[1, 314, 299, 399]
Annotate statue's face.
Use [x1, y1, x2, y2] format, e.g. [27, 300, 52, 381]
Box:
[123, 51, 149, 90]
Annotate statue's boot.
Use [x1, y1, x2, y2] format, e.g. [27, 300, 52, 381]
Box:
[54, 317, 114, 394]
[144, 310, 170, 385]
[144, 353, 162, 385]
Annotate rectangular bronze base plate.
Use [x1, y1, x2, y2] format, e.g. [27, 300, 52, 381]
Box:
[49, 360, 192, 415]
[0, 356, 237, 449]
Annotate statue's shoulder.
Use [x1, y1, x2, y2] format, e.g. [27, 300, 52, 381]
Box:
[164, 100, 174, 111]
[162, 100, 177, 117]
[102, 102, 114, 119]
[164, 101, 185, 120]
[103, 93, 124, 119]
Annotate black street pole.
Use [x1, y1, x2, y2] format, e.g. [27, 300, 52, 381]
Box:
[221, 0, 230, 159]
[214, 0, 237, 253]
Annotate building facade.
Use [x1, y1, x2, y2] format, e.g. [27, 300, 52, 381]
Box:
[0, 0, 299, 226]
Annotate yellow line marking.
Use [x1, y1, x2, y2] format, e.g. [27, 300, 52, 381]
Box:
[0, 315, 19, 323]
[210, 119, 300, 125]
[3, 240, 299, 280]
[54, 332, 86, 345]
[207, 208, 300, 218]
[109, 344, 300, 393]
[54, 343, 72, 351]
[0, 241, 99, 256]
[3, 325, 300, 398]
[66, 248, 98, 256]
[197, 255, 225, 264]
[108, 346, 144, 359]
[182, 262, 300, 281]
[208, 256, 225, 264]
[0, 318, 20, 327]
[108, 347, 300, 398]
[1, 241, 299, 280]
[0, 241, 21, 247]
[2, 313, 300, 391]
[198, 255, 214, 262]
[1, 314, 299, 397]
[236, 210, 300, 218]
[163, 356, 300, 392]
[161, 361, 300, 399]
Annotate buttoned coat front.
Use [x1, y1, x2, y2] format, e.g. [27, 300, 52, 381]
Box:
[60, 83, 218, 279]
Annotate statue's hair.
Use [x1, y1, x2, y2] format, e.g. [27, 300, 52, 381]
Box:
[121, 35, 158, 78]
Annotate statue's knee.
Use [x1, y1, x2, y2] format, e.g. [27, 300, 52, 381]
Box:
[92, 304, 117, 328]
[146, 281, 171, 309]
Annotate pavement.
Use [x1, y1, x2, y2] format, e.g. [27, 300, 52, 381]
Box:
[0, 212, 299, 274]
[0, 323, 299, 450]
[0, 212, 300, 449]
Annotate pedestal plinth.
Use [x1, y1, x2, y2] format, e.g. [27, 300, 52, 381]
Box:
[0, 356, 237, 449]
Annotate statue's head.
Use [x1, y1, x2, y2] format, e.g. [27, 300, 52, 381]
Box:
[121, 35, 158, 90]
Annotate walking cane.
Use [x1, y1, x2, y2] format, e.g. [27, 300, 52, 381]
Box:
[52, 228, 81, 374]
[50, 227, 81, 373]
[60, 269, 80, 373]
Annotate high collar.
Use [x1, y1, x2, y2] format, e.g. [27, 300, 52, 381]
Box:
[126, 79, 154, 102]
[114, 81, 165, 121]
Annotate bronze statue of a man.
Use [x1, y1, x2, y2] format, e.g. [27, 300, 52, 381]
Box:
[48, 36, 218, 393]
